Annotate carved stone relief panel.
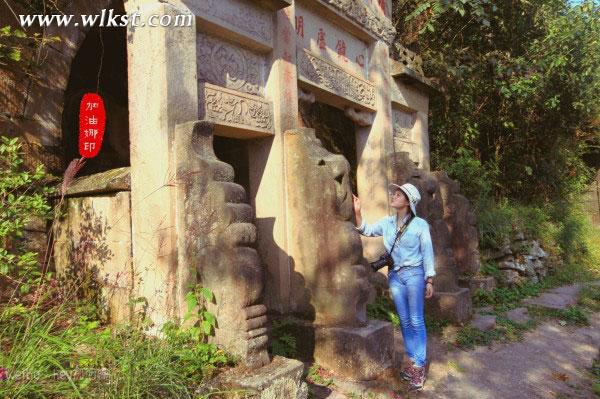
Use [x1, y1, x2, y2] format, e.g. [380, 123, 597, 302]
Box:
[197, 33, 265, 97]
[314, 0, 395, 44]
[392, 108, 418, 164]
[188, 0, 273, 49]
[200, 83, 274, 136]
[297, 49, 375, 110]
[295, 3, 368, 78]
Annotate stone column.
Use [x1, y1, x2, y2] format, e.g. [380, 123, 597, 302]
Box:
[124, 0, 198, 330]
[356, 40, 394, 261]
[249, 4, 298, 314]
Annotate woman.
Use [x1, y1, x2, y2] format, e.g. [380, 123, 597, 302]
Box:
[353, 183, 435, 391]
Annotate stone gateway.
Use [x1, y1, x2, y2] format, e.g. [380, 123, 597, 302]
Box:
[1, 0, 481, 392]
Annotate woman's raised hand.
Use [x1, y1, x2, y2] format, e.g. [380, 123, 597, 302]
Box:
[352, 194, 361, 213]
[352, 194, 362, 227]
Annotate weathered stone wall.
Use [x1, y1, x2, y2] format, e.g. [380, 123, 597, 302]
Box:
[53, 168, 133, 324]
[284, 127, 370, 326]
[174, 120, 269, 368]
[482, 233, 552, 286]
[0, 0, 113, 174]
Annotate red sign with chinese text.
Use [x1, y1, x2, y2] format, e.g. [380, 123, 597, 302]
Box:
[79, 93, 106, 158]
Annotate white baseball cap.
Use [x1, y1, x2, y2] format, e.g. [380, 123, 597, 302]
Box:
[388, 182, 421, 216]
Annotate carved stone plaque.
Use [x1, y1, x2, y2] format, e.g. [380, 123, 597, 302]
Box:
[200, 83, 274, 137]
[392, 108, 416, 140]
[197, 33, 265, 97]
[190, 0, 273, 49]
[392, 108, 418, 163]
[297, 49, 376, 110]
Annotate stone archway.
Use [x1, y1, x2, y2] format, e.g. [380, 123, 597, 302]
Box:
[0, 0, 119, 174]
[62, 23, 129, 176]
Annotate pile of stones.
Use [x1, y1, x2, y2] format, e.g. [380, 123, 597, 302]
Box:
[482, 232, 553, 285]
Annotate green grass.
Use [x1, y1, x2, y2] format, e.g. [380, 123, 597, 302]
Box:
[0, 292, 235, 398]
[526, 305, 590, 326]
[367, 294, 450, 335]
[473, 282, 541, 312]
[454, 317, 529, 349]
[578, 285, 600, 312]
[592, 355, 600, 398]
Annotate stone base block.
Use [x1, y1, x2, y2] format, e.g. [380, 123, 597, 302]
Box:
[469, 276, 496, 294]
[314, 319, 394, 381]
[426, 288, 472, 323]
[203, 356, 307, 399]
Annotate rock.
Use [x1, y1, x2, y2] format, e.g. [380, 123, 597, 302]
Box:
[469, 276, 496, 295]
[471, 314, 497, 331]
[500, 270, 523, 286]
[523, 285, 582, 310]
[529, 240, 547, 258]
[532, 259, 545, 270]
[513, 231, 525, 241]
[482, 245, 513, 261]
[476, 306, 494, 315]
[205, 356, 308, 399]
[505, 307, 531, 324]
[314, 320, 394, 381]
[426, 288, 473, 323]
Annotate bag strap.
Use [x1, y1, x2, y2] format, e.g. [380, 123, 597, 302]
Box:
[389, 215, 413, 255]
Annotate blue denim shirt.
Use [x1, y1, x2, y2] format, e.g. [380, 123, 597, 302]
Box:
[358, 215, 435, 279]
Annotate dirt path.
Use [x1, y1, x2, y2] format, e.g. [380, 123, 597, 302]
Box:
[422, 312, 600, 398]
[310, 285, 600, 399]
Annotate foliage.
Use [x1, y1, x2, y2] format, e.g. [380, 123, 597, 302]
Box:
[305, 364, 334, 387]
[0, 25, 60, 67]
[473, 282, 541, 311]
[184, 286, 217, 338]
[0, 136, 53, 295]
[578, 285, 600, 312]
[394, 0, 600, 203]
[0, 294, 234, 399]
[592, 355, 600, 397]
[366, 294, 400, 328]
[367, 293, 450, 335]
[526, 305, 590, 326]
[269, 318, 298, 358]
[454, 317, 528, 349]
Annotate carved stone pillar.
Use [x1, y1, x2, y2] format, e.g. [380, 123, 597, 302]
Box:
[125, 0, 198, 329]
[285, 127, 394, 380]
[175, 120, 270, 367]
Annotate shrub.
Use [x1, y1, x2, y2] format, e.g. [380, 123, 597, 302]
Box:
[0, 136, 54, 295]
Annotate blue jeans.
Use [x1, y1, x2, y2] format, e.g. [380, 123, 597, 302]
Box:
[388, 267, 427, 367]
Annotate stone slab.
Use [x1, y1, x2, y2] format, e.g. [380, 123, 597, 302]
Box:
[426, 288, 472, 323]
[547, 283, 582, 297]
[505, 307, 531, 325]
[204, 356, 308, 399]
[522, 284, 583, 310]
[523, 293, 579, 310]
[314, 320, 394, 381]
[60, 167, 130, 197]
[470, 314, 496, 331]
[475, 306, 494, 315]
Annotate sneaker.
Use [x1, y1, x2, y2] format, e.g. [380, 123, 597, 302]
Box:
[400, 362, 414, 381]
[409, 365, 426, 391]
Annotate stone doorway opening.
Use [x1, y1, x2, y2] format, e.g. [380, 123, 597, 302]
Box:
[213, 136, 250, 196]
[62, 12, 129, 176]
[299, 101, 358, 193]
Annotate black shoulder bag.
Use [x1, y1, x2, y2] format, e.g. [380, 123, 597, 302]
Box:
[369, 216, 413, 272]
